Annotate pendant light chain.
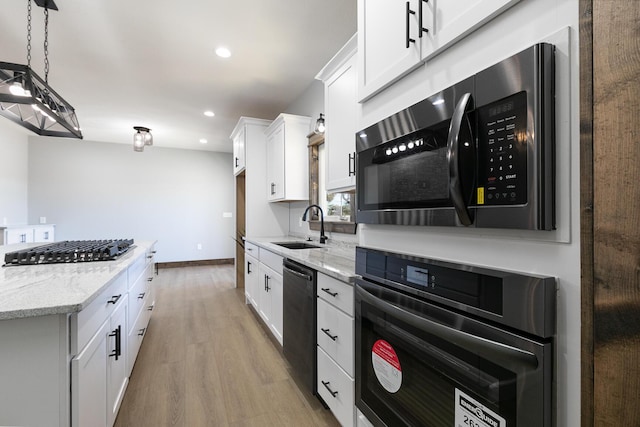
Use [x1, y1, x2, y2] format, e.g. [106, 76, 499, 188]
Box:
[44, 6, 49, 83]
[26, 0, 32, 67]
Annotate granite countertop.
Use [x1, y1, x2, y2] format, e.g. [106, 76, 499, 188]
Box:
[244, 236, 357, 283]
[0, 240, 155, 321]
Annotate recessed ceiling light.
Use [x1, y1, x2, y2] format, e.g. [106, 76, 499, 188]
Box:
[204, 111, 215, 117]
[215, 47, 231, 58]
[199, 139, 208, 144]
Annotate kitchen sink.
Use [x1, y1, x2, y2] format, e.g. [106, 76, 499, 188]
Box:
[273, 241, 322, 250]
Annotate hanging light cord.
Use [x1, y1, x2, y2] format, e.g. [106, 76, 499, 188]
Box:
[44, 6, 49, 84]
[26, 0, 32, 68]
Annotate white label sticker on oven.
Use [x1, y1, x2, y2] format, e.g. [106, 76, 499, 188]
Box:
[371, 339, 402, 393]
[455, 389, 506, 427]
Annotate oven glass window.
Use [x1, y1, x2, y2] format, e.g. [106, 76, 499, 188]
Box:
[358, 300, 517, 427]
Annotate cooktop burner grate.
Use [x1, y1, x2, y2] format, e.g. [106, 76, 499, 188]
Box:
[3, 239, 135, 266]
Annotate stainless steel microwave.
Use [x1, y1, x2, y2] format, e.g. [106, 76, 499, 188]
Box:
[356, 43, 555, 230]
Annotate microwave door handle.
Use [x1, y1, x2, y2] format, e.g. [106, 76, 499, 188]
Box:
[447, 92, 474, 226]
[356, 283, 539, 371]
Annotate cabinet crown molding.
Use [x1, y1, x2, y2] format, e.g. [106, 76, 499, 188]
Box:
[316, 33, 358, 83]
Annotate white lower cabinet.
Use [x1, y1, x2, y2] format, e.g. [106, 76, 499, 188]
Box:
[244, 243, 284, 346]
[317, 347, 355, 427]
[0, 224, 55, 245]
[316, 272, 355, 426]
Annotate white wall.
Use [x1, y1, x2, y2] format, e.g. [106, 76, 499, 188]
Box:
[27, 137, 235, 263]
[0, 119, 29, 225]
[357, 1, 580, 426]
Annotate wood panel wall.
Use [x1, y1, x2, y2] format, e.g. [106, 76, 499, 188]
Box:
[583, 0, 640, 425]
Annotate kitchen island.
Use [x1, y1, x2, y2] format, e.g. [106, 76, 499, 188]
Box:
[0, 240, 157, 427]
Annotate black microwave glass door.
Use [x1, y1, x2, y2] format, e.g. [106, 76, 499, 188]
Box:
[355, 283, 546, 427]
[358, 122, 452, 211]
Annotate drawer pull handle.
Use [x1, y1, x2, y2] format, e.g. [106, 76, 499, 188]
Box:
[107, 294, 122, 305]
[321, 381, 339, 398]
[138, 328, 146, 337]
[147, 277, 153, 282]
[148, 304, 154, 311]
[147, 255, 153, 259]
[321, 288, 338, 297]
[321, 328, 338, 341]
[138, 292, 146, 299]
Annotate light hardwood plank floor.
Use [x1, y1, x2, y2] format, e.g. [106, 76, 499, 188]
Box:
[114, 265, 341, 427]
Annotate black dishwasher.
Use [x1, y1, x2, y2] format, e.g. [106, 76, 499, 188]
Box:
[282, 258, 317, 395]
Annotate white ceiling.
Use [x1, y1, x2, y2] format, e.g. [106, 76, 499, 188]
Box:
[0, 0, 357, 152]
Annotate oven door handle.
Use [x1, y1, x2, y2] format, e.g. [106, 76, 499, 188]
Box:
[447, 92, 475, 226]
[357, 284, 539, 369]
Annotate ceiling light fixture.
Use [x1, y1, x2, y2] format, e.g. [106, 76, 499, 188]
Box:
[133, 126, 152, 152]
[199, 138, 207, 144]
[215, 47, 231, 58]
[204, 111, 215, 117]
[0, 0, 82, 139]
[314, 113, 325, 134]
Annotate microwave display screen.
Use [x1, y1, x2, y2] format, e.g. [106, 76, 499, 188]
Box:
[476, 92, 528, 206]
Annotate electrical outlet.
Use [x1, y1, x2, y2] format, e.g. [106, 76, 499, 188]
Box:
[39, 216, 46, 224]
[197, 243, 202, 250]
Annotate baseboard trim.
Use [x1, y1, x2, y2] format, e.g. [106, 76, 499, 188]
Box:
[157, 258, 234, 269]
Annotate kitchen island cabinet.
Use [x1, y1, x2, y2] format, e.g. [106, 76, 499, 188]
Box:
[0, 240, 156, 427]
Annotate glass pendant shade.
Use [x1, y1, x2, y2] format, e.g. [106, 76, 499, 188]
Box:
[133, 126, 151, 152]
[0, 62, 82, 138]
[314, 113, 325, 134]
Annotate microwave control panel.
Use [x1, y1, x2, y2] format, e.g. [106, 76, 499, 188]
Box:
[476, 92, 528, 206]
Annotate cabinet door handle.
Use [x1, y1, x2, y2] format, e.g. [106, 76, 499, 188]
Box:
[406, 1, 416, 48]
[419, 0, 429, 37]
[265, 275, 270, 292]
[107, 294, 122, 305]
[247, 261, 252, 274]
[108, 325, 122, 360]
[138, 327, 146, 337]
[43, 231, 49, 240]
[138, 292, 146, 299]
[321, 381, 339, 398]
[321, 288, 338, 297]
[321, 328, 338, 341]
[348, 152, 356, 177]
[270, 182, 276, 195]
[235, 157, 239, 167]
[147, 277, 153, 282]
[147, 304, 154, 311]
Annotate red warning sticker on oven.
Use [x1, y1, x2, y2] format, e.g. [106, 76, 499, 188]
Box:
[455, 388, 506, 427]
[371, 339, 402, 393]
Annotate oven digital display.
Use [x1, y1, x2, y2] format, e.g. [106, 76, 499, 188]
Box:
[407, 265, 429, 287]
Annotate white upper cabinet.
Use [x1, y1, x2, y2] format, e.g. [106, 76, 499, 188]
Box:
[420, 0, 521, 60]
[357, 0, 521, 102]
[265, 113, 312, 202]
[231, 124, 246, 176]
[317, 35, 358, 192]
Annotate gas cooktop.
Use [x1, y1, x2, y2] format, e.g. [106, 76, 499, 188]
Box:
[3, 239, 135, 266]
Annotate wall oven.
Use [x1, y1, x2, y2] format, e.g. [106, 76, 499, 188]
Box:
[355, 247, 555, 427]
[356, 43, 555, 230]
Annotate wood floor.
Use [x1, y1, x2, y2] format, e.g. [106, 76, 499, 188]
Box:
[114, 265, 340, 427]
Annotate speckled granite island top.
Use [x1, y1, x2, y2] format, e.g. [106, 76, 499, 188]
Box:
[245, 236, 357, 283]
[0, 240, 156, 321]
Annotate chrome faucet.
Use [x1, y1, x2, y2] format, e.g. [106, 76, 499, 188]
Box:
[302, 204, 327, 244]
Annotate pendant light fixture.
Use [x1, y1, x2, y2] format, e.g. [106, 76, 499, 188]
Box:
[133, 126, 152, 152]
[314, 113, 325, 134]
[0, 0, 82, 139]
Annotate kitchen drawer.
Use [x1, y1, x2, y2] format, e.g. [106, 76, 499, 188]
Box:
[317, 298, 354, 376]
[71, 271, 128, 354]
[127, 254, 147, 289]
[126, 302, 151, 377]
[317, 273, 354, 316]
[128, 270, 151, 333]
[259, 248, 283, 274]
[245, 241, 259, 257]
[317, 346, 355, 427]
